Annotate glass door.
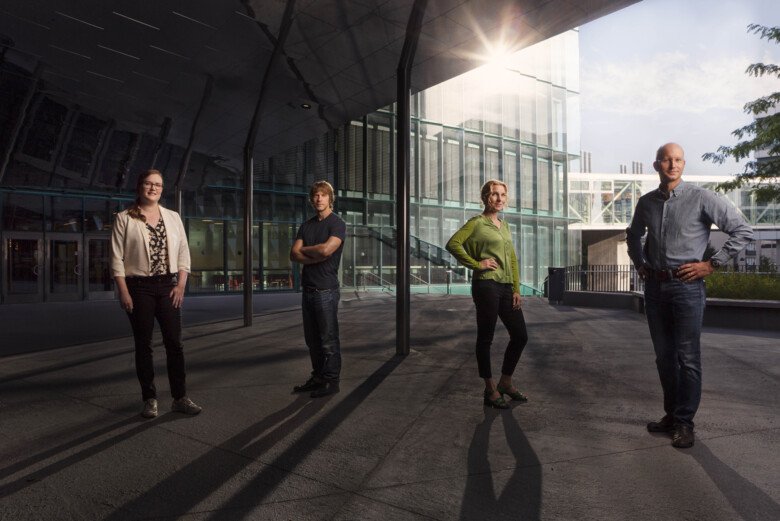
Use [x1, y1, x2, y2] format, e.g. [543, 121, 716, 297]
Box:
[85, 234, 113, 299]
[46, 233, 82, 301]
[2, 232, 44, 303]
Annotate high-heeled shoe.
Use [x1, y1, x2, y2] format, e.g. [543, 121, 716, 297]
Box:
[496, 384, 528, 402]
[483, 390, 509, 409]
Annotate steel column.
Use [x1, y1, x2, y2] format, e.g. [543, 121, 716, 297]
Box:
[395, 0, 427, 356]
[242, 0, 297, 326]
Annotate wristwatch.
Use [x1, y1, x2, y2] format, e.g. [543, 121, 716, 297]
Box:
[709, 257, 722, 268]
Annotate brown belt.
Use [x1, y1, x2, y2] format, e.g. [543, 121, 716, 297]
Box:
[648, 268, 681, 281]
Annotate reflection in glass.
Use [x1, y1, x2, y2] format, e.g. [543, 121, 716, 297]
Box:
[50, 239, 79, 294]
[4, 194, 44, 231]
[88, 238, 113, 292]
[7, 238, 41, 294]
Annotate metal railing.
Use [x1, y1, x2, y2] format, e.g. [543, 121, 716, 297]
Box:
[565, 265, 643, 293]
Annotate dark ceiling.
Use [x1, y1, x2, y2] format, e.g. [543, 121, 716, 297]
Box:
[0, 0, 638, 168]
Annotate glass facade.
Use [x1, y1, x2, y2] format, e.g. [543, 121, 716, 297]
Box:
[0, 30, 582, 303]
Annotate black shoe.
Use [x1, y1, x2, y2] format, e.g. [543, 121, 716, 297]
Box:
[647, 415, 675, 433]
[293, 377, 324, 393]
[483, 390, 509, 409]
[672, 424, 695, 448]
[310, 381, 339, 398]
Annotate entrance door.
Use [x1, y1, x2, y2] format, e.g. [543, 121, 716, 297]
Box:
[2, 232, 44, 303]
[85, 235, 114, 299]
[46, 233, 82, 301]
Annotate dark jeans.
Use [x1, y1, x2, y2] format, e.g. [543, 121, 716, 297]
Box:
[472, 279, 528, 379]
[302, 287, 341, 382]
[126, 275, 187, 401]
[644, 277, 705, 427]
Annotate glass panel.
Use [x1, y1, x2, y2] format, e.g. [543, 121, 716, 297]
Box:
[7, 238, 41, 294]
[465, 141, 482, 205]
[538, 158, 550, 212]
[521, 155, 534, 210]
[263, 222, 294, 290]
[85, 198, 117, 231]
[4, 194, 44, 231]
[87, 238, 113, 292]
[60, 113, 106, 176]
[504, 151, 517, 210]
[536, 82, 550, 146]
[443, 138, 461, 203]
[538, 225, 550, 288]
[21, 96, 67, 163]
[188, 219, 224, 292]
[521, 224, 535, 288]
[420, 126, 440, 201]
[49, 196, 83, 232]
[50, 239, 79, 294]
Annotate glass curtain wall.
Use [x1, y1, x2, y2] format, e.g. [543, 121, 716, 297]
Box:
[0, 31, 581, 302]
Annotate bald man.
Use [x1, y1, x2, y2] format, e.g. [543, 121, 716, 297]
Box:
[626, 143, 753, 448]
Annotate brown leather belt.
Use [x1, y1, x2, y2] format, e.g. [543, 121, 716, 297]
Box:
[648, 268, 681, 281]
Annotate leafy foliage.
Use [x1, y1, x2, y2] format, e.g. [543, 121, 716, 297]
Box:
[703, 24, 780, 203]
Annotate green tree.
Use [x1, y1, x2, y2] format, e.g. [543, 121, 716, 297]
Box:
[703, 24, 780, 203]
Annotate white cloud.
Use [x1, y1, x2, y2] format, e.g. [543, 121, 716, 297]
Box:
[581, 51, 779, 116]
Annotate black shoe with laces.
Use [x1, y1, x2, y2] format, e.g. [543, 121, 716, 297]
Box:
[672, 424, 695, 448]
[647, 415, 675, 433]
[310, 381, 339, 398]
[293, 377, 324, 393]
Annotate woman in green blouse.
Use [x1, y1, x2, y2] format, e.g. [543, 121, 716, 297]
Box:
[446, 179, 529, 409]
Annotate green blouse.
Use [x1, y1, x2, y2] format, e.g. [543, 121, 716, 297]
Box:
[445, 214, 520, 293]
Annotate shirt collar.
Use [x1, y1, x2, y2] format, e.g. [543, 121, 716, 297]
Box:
[656, 179, 686, 199]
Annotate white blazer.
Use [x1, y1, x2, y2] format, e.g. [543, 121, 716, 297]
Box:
[110, 206, 191, 278]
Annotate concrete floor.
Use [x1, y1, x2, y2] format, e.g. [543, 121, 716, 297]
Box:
[0, 294, 778, 520]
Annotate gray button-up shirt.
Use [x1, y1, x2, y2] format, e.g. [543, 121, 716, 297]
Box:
[626, 180, 754, 269]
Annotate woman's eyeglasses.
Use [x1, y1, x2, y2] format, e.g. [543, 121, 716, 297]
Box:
[142, 181, 163, 189]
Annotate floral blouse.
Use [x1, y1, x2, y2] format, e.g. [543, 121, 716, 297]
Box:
[146, 218, 170, 276]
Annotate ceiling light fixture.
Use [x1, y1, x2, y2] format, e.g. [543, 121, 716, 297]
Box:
[300, 103, 311, 109]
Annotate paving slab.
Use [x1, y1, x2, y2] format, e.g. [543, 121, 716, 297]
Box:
[0, 295, 778, 520]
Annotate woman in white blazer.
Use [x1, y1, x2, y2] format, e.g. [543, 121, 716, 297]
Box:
[111, 169, 201, 419]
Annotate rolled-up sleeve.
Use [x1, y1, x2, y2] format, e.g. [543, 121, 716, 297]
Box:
[704, 192, 754, 265]
[110, 213, 127, 278]
[446, 219, 480, 271]
[626, 198, 647, 269]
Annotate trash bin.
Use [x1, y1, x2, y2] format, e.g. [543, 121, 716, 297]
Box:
[547, 267, 565, 303]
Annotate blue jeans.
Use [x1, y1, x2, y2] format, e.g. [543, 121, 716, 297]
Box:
[302, 287, 341, 382]
[644, 278, 706, 427]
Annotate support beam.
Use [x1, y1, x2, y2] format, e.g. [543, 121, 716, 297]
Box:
[149, 117, 172, 170]
[395, 0, 427, 356]
[175, 75, 213, 214]
[0, 62, 43, 184]
[242, 0, 297, 327]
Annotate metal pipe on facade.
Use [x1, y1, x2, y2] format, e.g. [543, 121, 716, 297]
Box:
[0, 62, 43, 184]
[242, 0, 297, 327]
[395, 0, 427, 356]
[175, 75, 213, 214]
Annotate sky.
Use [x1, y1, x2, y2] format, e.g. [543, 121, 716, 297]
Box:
[578, 0, 780, 175]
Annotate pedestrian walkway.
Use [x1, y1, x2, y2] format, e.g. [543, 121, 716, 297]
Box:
[0, 295, 778, 520]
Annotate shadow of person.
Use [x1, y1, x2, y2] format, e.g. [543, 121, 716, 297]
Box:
[459, 408, 542, 521]
[0, 413, 189, 498]
[101, 394, 323, 520]
[688, 440, 780, 520]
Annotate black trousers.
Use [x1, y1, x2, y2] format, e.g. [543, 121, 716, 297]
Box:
[126, 275, 186, 401]
[472, 279, 528, 379]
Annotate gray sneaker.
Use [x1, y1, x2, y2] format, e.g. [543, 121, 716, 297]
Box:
[171, 396, 202, 415]
[141, 398, 158, 419]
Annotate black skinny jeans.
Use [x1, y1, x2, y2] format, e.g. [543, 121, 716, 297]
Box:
[126, 275, 186, 401]
[472, 279, 528, 379]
